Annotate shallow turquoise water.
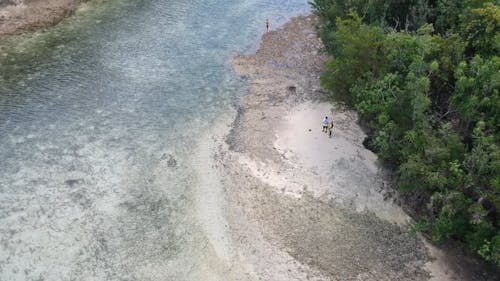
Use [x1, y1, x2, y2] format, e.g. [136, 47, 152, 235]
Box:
[0, 0, 309, 280]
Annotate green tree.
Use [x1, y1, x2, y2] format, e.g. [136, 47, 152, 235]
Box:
[311, 0, 500, 266]
[453, 56, 500, 134]
[320, 13, 387, 104]
[460, 3, 500, 56]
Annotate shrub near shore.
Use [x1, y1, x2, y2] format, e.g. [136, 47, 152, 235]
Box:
[311, 0, 499, 265]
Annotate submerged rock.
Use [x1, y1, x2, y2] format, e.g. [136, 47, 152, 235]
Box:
[65, 178, 84, 187]
[161, 153, 177, 168]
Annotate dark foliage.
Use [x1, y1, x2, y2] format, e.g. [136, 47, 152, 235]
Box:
[312, 0, 500, 265]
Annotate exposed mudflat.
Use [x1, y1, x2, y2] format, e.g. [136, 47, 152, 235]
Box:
[214, 14, 498, 280]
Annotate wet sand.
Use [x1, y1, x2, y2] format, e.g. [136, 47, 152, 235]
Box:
[0, 0, 85, 35]
[215, 14, 497, 280]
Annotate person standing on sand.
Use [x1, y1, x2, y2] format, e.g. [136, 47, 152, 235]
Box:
[322, 116, 329, 132]
[328, 121, 334, 138]
[266, 19, 270, 32]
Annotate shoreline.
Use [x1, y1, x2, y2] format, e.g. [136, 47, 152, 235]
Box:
[1, 2, 496, 278]
[0, 0, 86, 36]
[219, 14, 498, 280]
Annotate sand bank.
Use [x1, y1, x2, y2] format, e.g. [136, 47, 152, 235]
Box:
[0, 0, 85, 35]
[215, 14, 497, 280]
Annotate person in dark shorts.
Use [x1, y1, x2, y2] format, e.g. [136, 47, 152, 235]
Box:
[322, 116, 329, 132]
[266, 19, 270, 32]
[328, 121, 334, 138]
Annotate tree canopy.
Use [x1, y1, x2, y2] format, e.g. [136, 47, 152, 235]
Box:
[312, 0, 500, 265]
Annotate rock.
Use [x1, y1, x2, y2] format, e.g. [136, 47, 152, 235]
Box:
[65, 179, 83, 187]
[160, 153, 177, 167]
[167, 155, 177, 167]
[160, 153, 177, 168]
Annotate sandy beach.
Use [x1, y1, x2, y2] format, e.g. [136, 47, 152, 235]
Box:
[214, 14, 497, 280]
[0, 0, 84, 35]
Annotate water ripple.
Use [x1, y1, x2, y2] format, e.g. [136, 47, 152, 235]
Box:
[0, 0, 310, 280]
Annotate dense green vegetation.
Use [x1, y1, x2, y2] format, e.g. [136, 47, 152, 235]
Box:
[311, 0, 499, 264]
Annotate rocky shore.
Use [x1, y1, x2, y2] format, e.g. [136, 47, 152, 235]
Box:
[0, 0, 85, 35]
[217, 14, 497, 280]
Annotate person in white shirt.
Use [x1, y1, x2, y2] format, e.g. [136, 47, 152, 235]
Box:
[322, 116, 329, 132]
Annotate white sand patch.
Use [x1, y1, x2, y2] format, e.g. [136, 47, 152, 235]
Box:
[272, 101, 410, 225]
[236, 154, 310, 198]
